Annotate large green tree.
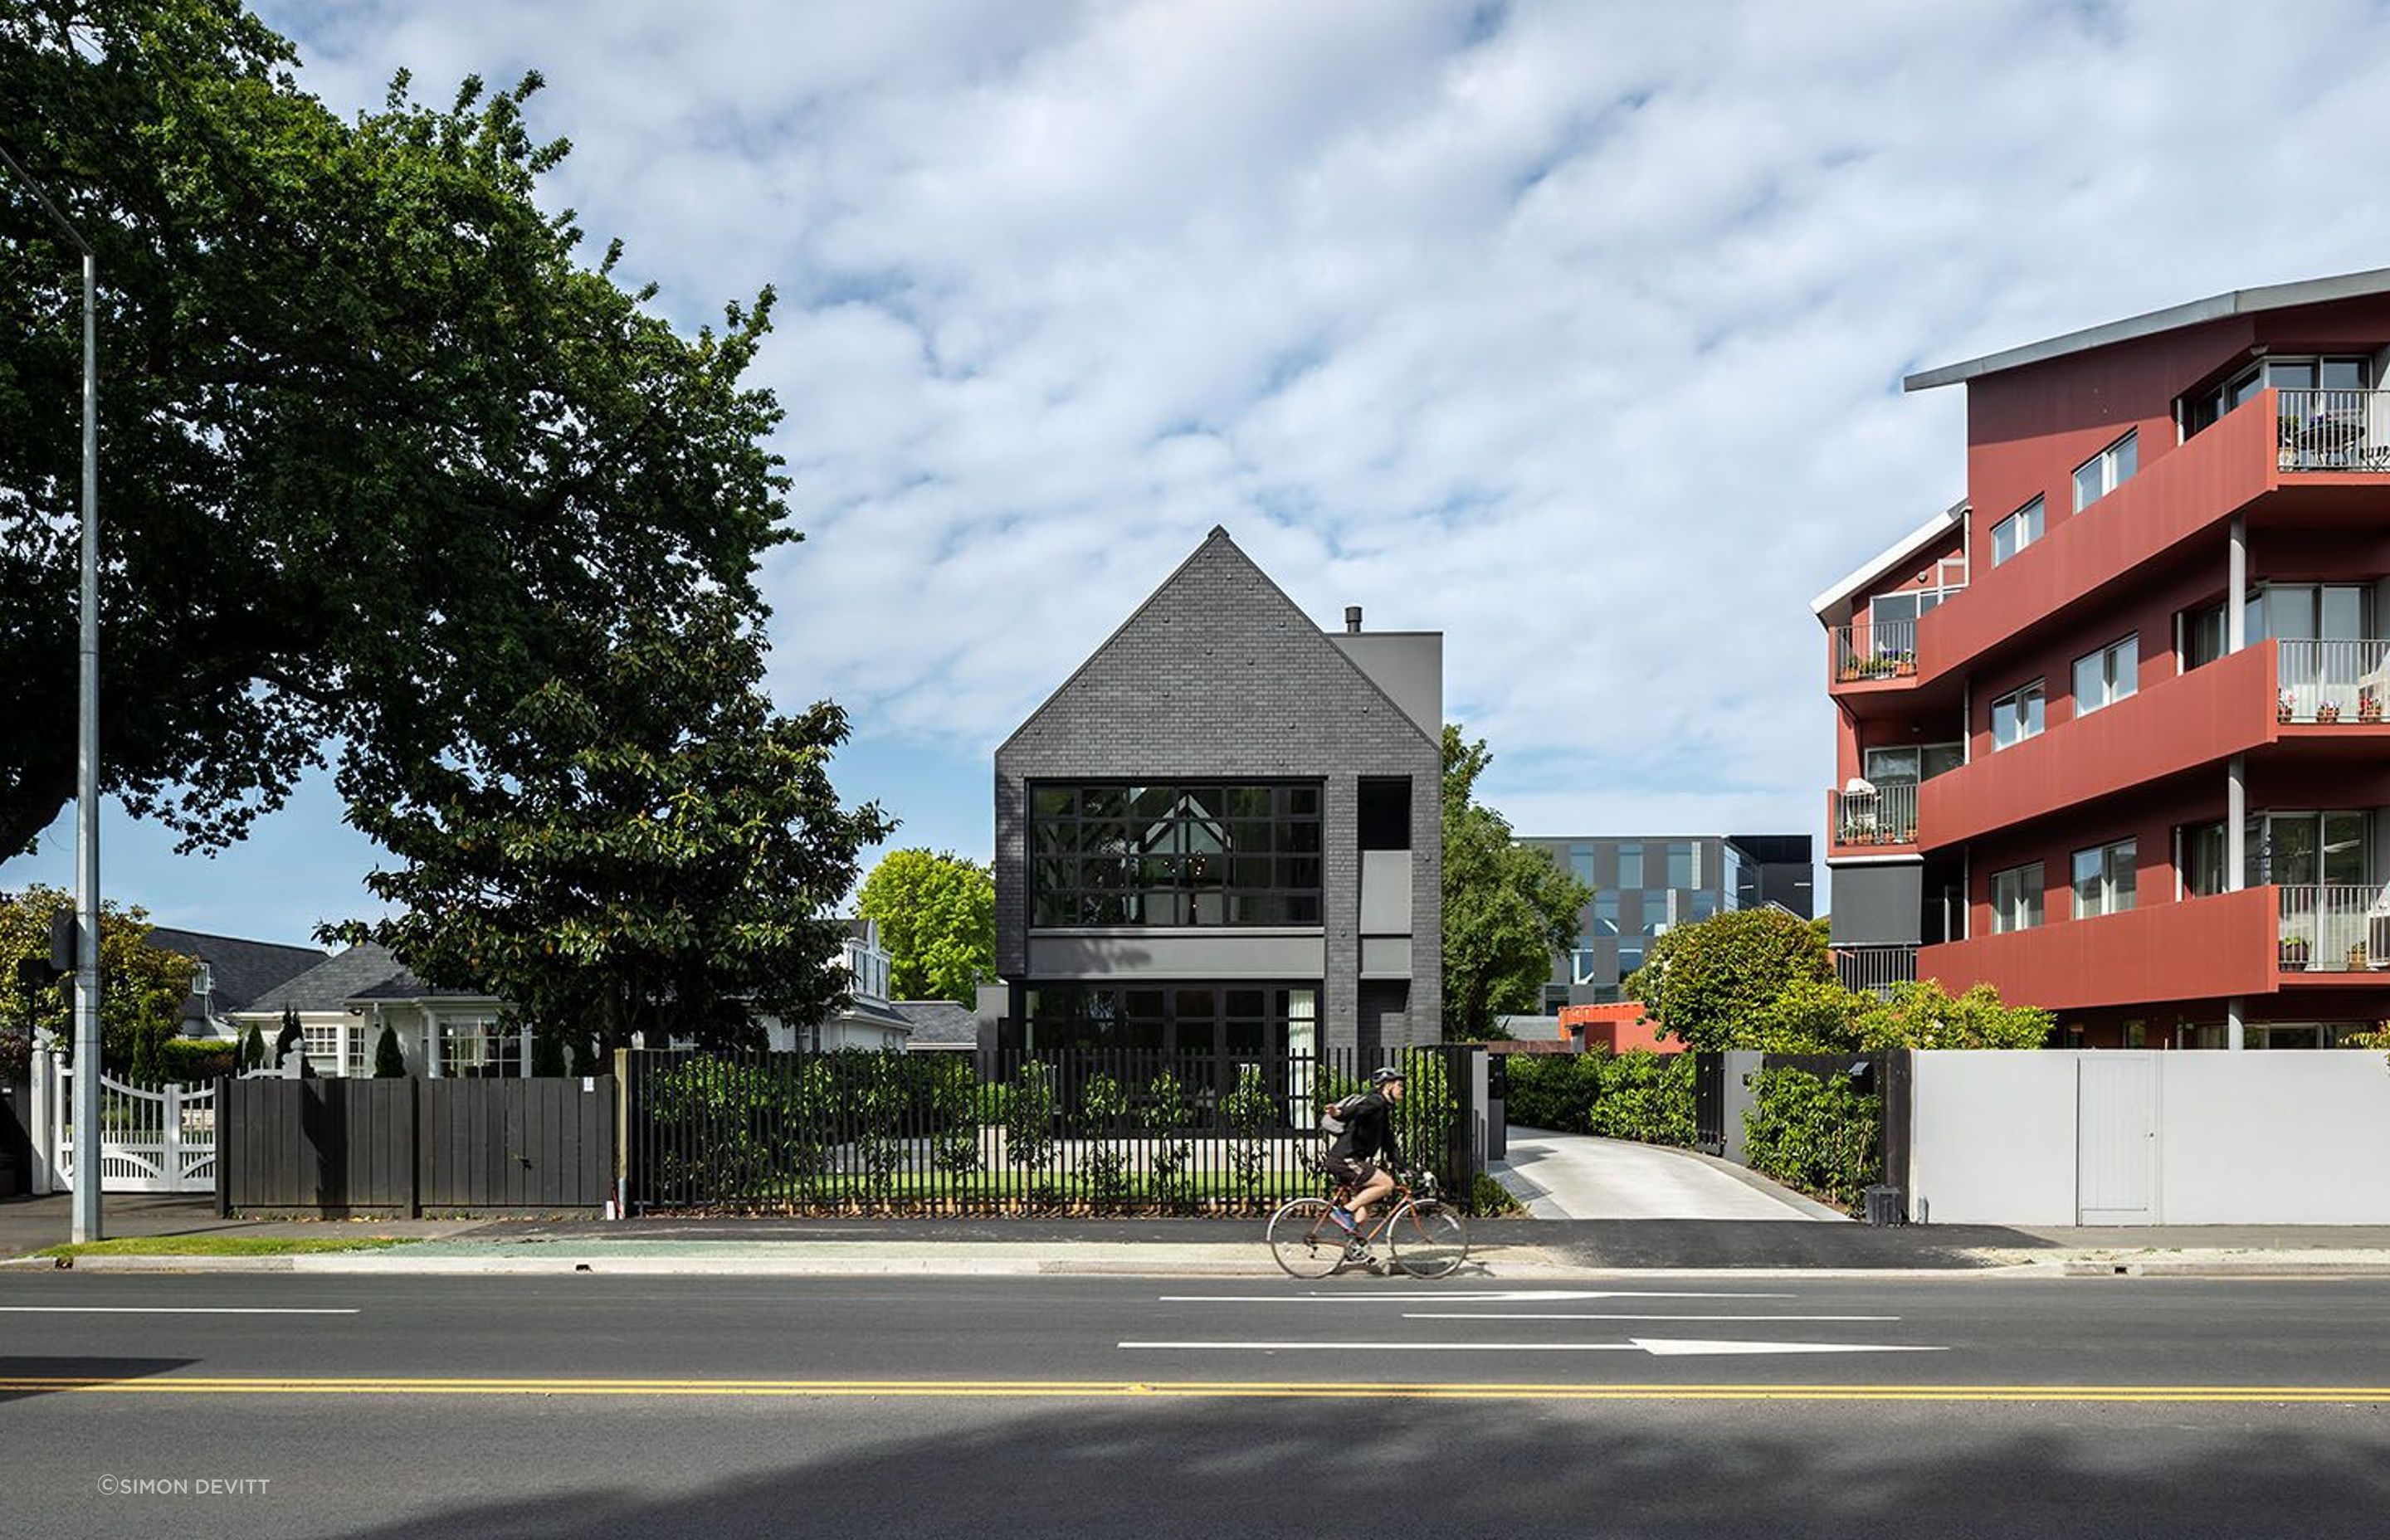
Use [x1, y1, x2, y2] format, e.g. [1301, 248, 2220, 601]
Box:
[326, 597, 895, 1060]
[1, 1, 786, 857]
[0, 883, 194, 1075]
[1627, 906, 1834, 1050]
[856, 849, 995, 1006]
[1441, 725, 1593, 1040]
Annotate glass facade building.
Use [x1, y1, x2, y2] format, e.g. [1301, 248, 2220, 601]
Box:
[1519, 834, 1814, 1009]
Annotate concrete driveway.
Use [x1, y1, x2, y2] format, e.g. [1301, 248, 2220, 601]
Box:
[1495, 1128, 1846, 1221]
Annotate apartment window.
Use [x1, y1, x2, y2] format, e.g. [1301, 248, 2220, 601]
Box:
[1570, 948, 1605, 987]
[2072, 838, 2138, 918]
[2073, 430, 2139, 512]
[2251, 810, 2370, 887]
[1617, 842, 1643, 887]
[1990, 863, 2044, 933]
[1863, 743, 1965, 785]
[1991, 681, 2046, 750]
[1618, 944, 1645, 978]
[1665, 841, 1699, 889]
[1567, 843, 1597, 885]
[2071, 636, 2139, 718]
[1031, 782, 1322, 927]
[2182, 602, 2228, 672]
[1590, 891, 1620, 936]
[1991, 497, 2043, 566]
[2178, 821, 2227, 899]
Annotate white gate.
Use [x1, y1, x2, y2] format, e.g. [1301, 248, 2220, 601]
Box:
[28, 1050, 218, 1194]
[2076, 1052, 2158, 1225]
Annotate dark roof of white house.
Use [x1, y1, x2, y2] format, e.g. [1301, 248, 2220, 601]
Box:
[893, 1000, 978, 1047]
[142, 927, 328, 1013]
[240, 943, 489, 1015]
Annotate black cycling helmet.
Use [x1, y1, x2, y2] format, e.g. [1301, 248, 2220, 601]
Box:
[1369, 1065, 1405, 1086]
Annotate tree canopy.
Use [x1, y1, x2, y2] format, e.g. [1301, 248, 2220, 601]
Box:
[1440, 725, 1593, 1040]
[2, 0, 788, 858]
[327, 598, 893, 1061]
[0, 883, 194, 1075]
[856, 849, 996, 1006]
[1629, 909, 2053, 1050]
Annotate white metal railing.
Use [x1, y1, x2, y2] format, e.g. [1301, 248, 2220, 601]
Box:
[2277, 389, 2390, 472]
[2275, 638, 2390, 724]
[2276, 884, 2390, 972]
[1835, 782, 1918, 846]
[1834, 944, 1917, 998]
[1832, 620, 1919, 683]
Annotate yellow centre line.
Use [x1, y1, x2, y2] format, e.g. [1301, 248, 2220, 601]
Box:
[3, 1377, 2390, 1403]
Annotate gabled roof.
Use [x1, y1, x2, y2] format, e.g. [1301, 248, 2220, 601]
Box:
[893, 1000, 978, 1046]
[997, 525, 1440, 755]
[1905, 266, 2390, 392]
[1809, 500, 1968, 620]
[142, 927, 327, 1013]
[239, 943, 490, 1016]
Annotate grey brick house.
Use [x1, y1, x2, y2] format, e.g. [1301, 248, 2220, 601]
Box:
[992, 527, 1442, 1060]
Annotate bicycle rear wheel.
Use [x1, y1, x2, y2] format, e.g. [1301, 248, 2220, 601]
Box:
[1387, 1200, 1468, 1279]
[1267, 1197, 1346, 1279]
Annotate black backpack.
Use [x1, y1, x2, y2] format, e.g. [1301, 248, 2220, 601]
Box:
[1317, 1091, 1369, 1138]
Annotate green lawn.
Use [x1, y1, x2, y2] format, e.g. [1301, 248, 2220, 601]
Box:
[37, 1235, 420, 1259]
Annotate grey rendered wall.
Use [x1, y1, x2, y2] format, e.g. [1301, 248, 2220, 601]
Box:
[1826, 860, 1923, 945]
[1329, 632, 1442, 738]
[995, 529, 1442, 1051]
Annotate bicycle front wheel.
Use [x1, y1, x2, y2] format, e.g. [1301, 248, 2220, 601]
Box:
[1266, 1196, 1346, 1279]
[1387, 1200, 1468, 1279]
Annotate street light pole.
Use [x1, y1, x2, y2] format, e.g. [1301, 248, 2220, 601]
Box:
[1, 144, 103, 1243]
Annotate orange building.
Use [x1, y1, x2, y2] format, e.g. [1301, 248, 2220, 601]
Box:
[1557, 1001, 1683, 1055]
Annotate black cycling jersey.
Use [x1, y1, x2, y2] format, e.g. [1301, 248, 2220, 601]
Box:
[1325, 1090, 1404, 1171]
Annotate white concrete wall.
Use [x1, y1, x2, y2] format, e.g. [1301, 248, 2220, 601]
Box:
[1909, 1050, 2080, 1226]
[1910, 1050, 2390, 1226]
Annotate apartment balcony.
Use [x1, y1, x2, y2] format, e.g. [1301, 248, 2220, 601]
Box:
[2275, 884, 2390, 979]
[1829, 619, 1919, 687]
[1829, 782, 1918, 856]
[1833, 943, 1917, 999]
[2273, 639, 2390, 727]
[1916, 390, 2390, 689]
[1919, 888, 2278, 1011]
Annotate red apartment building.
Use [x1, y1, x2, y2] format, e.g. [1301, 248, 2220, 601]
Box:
[1816, 270, 2390, 1050]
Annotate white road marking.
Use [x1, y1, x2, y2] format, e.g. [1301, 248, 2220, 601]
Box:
[1158, 1290, 1797, 1304]
[1403, 1313, 1900, 1323]
[0, 1306, 361, 1315]
[1121, 1338, 1944, 1356]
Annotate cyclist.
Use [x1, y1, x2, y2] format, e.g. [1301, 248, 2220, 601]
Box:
[1324, 1066, 1407, 1259]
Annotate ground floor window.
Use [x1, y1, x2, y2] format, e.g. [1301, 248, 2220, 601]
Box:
[300, 1022, 342, 1077]
[1022, 982, 1319, 1060]
[439, 1017, 524, 1078]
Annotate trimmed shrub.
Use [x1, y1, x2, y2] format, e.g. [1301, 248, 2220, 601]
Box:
[156, 1036, 237, 1084]
[1741, 1067, 1882, 1214]
[1585, 1050, 1697, 1148]
[1500, 1051, 1605, 1133]
[237, 1022, 266, 1073]
[373, 1024, 406, 1077]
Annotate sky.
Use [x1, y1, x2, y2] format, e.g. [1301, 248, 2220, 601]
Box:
[13, 0, 2390, 946]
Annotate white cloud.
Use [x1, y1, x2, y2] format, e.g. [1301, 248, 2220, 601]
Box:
[257, 0, 2390, 870]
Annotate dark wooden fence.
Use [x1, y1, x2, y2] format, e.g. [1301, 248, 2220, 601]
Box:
[217, 1076, 615, 1216]
[624, 1045, 1483, 1216]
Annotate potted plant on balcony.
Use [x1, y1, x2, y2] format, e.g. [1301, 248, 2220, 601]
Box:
[2319, 699, 2343, 724]
[2362, 692, 2383, 724]
[2280, 934, 2312, 970]
[2279, 690, 2298, 724]
[2352, 942, 2371, 972]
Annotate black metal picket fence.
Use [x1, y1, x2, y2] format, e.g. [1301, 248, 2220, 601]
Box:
[623, 1045, 1479, 1216]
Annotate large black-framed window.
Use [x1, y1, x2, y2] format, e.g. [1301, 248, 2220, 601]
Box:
[1031, 782, 1324, 927]
[1022, 982, 1319, 1059]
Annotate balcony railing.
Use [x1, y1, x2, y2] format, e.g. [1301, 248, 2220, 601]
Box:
[1833, 944, 1916, 999]
[1834, 782, 1917, 847]
[1832, 620, 1919, 684]
[2277, 389, 2390, 472]
[2276, 638, 2390, 724]
[2276, 883, 2390, 972]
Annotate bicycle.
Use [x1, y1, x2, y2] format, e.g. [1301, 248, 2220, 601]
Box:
[1266, 1170, 1470, 1279]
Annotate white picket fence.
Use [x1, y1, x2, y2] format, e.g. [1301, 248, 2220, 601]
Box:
[27, 1050, 218, 1194]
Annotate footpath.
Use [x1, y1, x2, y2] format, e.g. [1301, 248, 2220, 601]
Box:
[7, 1195, 2390, 1279]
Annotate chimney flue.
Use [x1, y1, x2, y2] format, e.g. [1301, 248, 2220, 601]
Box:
[1344, 606, 1363, 634]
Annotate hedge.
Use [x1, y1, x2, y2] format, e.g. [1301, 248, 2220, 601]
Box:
[1502, 1049, 1695, 1148]
[156, 1038, 237, 1084]
[1739, 1066, 1881, 1214]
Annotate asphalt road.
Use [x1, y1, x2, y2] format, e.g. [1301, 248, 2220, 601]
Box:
[5, 1271, 2390, 1538]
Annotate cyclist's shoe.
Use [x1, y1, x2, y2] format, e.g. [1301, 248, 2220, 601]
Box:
[1330, 1206, 1358, 1233]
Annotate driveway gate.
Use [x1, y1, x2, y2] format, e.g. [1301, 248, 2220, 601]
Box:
[27, 1052, 217, 1194]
